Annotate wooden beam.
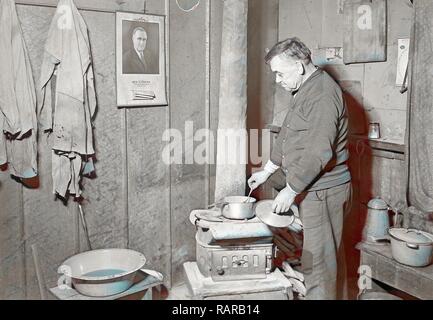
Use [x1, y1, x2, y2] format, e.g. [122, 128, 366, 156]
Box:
[15, 0, 147, 14]
[215, 0, 249, 201]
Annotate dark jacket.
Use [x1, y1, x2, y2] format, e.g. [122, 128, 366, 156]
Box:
[122, 49, 159, 75]
[271, 69, 351, 193]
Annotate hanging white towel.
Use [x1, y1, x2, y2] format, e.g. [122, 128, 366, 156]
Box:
[51, 151, 83, 198]
[39, 0, 96, 198]
[0, 0, 38, 179]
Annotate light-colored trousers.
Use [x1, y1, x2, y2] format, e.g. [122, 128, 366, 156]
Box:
[269, 170, 352, 300]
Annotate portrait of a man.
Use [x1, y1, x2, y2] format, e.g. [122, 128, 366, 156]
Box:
[122, 22, 160, 75]
[116, 13, 167, 107]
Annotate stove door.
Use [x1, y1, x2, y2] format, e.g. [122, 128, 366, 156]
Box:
[211, 247, 273, 282]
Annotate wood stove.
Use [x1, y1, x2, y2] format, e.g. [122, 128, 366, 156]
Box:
[183, 209, 293, 300]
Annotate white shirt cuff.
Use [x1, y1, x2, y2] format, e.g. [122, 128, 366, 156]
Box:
[264, 160, 280, 175]
[286, 183, 299, 196]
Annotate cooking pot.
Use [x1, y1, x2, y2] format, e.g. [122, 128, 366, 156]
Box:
[218, 196, 257, 220]
[388, 228, 433, 267]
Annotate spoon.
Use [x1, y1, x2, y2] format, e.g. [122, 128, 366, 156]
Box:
[244, 188, 254, 203]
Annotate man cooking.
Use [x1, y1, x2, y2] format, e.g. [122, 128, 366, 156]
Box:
[248, 37, 352, 300]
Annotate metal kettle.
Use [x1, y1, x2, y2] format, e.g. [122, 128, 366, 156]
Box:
[362, 198, 399, 243]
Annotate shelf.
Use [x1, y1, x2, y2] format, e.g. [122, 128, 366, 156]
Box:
[358, 242, 433, 300]
[351, 135, 405, 155]
[266, 127, 405, 155]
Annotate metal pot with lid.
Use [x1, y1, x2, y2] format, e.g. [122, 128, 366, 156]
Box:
[389, 228, 433, 267]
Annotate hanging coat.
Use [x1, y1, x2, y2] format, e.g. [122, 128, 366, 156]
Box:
[39, 0, 96, 198]
[0, 0, 38, 179]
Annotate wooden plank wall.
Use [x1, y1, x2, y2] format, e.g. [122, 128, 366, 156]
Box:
[247, 0, 279, 200]
[126, 0, 171, 288]
[0, 175, 24, 299]
[343, 0, 387, 64]
[277, 0, 411, 142]
[169, 1, 208, 284]
[0, 0, 218, 299]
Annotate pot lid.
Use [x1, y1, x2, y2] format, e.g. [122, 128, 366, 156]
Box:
[255, 200, 298, 228]
[389, 228, 433, 245]
[368, 198, 388, 210]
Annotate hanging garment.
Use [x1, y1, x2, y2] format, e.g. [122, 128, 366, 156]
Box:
[51, 151, 83, 198]
[0, 0, 38, 180]
[406, 0, 433, 213]
[39, 0, 96, 198]
[0, 118, 7, 170]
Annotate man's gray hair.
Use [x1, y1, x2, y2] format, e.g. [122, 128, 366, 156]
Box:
[265, 37, 311, 64]
[132, 26, 147, 38]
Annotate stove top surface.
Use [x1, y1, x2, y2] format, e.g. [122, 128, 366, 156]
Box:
[191, 209, 262, 224]
[190, 209, 273, 241]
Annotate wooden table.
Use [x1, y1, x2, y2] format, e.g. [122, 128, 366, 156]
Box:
[50, 269, 164, 300]
[358, 242, 433, 300]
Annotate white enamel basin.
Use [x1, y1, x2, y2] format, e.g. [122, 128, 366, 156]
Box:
[61, 249, 146, 297]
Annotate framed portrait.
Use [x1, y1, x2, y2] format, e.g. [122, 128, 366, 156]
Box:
[116, 12, 167, 107]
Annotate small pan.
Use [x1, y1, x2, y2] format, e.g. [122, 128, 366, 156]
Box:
[210, 196, 257, 220]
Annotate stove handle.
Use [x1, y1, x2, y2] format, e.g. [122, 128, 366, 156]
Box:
[235, 259, 248, 266]
[266, 254, 273, 272]
[216, 266, 225, 276]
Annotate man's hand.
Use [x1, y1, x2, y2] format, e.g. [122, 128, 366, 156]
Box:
[248, 170, 272, 191]
[272, 186, 297, 214]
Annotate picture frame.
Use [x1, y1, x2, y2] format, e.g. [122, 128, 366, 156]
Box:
[116, 12, 167, 107]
